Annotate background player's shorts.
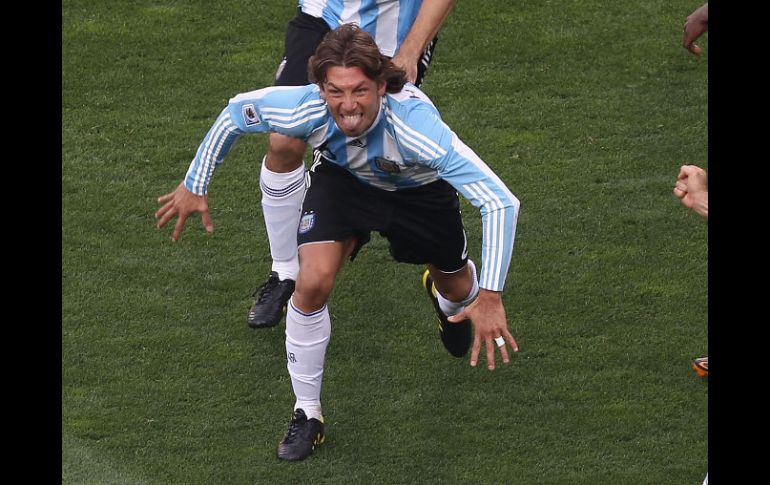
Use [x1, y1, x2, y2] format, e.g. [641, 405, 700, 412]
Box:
[275, 10, 330, 86]
[297, 160, 468, 273]
[275, 9, 438, 88]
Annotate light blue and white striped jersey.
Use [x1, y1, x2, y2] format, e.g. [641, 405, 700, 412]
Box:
[299, 0, 422, 57]
[184, 84, 520, 291]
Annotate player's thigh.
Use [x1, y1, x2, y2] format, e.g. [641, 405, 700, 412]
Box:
[298, 161, 386, 261]
[386, 181, 467, 272]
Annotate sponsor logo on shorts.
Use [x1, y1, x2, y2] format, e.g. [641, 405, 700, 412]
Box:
[298, 212, 315, 234]
[243, 104, 260, 126]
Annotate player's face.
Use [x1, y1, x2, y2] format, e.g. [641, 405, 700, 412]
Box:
[320, 66, 386, 137]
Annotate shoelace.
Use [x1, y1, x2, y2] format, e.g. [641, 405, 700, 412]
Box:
[252, 277, 279, 303]
[283, 412, 306, 442]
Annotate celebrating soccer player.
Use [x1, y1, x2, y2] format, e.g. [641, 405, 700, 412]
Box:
[156, 24, 520, 461]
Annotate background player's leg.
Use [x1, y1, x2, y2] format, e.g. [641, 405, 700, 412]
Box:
[248, 134, 307, 329]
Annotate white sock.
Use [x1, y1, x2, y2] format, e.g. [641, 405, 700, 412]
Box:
[285, 297, 330, 421]
[260, 159, 306, 281]
[436, 259, 479, 316]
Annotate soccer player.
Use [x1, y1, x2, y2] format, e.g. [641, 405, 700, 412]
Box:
[155, 24, 520, 461]
[249, 0, 456, 330]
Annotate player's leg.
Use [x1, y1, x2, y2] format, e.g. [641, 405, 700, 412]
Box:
[277, 238, 355, 461]
[387, 180, 476, 357]
[426, 260, 479, 316]
[248, 135, 307, 329]
[422, 259, 478, 358]
[277, 157, 372, 461]
[248, 11, 331, 329]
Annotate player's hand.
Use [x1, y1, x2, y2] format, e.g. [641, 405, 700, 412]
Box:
[683, 3, 708, 57]
[448, 289, 519, 370]
[155, 182, 214, 242]
[673, 164, 708, 218]
[392, 50, 419, 84]
[673, 164, 707, 201]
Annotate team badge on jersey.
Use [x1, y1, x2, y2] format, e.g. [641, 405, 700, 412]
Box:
[298, 212, 316, 234]
[242, 104, 260, 126]
[375, 157, 401, 173]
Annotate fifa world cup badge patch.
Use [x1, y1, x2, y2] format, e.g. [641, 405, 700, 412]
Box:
[298, 212, 315, 234]
[243, 104, 260, 126]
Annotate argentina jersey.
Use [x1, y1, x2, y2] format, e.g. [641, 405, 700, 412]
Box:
[298, 0, 422, 57]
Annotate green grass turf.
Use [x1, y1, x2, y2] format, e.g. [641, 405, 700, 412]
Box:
[63, 1, 708, 483]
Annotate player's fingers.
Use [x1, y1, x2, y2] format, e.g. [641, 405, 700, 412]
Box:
[470, 334, 481, 367]
[504, 330, 519, 353]
[201, 210, 214, 234]
[157, 192, 175, 204]
[687, 43, 702, 57]
[485, 338, 495, 371]
[154, 200, 174, 220]
[498, 341, 510, 364]
[155, 205, 177, 229]
[171, 213, 188, 242]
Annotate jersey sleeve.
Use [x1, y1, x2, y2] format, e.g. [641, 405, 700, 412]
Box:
[395, 104, 520, 292]
[184, 85, 327, 195]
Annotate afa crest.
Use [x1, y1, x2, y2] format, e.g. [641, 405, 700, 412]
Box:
[298, 212, 316, 234]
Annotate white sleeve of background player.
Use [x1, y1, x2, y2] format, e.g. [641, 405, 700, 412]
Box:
[394, 105, 520, 291]
[183, 85, 326, 195]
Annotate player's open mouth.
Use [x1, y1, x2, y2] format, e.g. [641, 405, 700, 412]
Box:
[339, 113, 363, 132]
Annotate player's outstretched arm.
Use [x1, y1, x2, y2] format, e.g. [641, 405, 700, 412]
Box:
[449, 289, 519, 370]
[155, 182, 214, 242]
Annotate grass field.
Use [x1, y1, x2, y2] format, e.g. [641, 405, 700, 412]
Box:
[62, 1, 708, 483]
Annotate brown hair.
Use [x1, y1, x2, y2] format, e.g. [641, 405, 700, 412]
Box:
[308, 23, 407, 93]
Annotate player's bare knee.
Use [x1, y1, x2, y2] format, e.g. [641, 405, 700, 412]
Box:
[293, 284, 331, 312]
[266, 133, 307, 173]
[294, 272, 335, 311]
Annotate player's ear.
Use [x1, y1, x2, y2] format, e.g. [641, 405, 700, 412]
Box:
[318, 83, 328, 101]
[377, 81, 386, 96]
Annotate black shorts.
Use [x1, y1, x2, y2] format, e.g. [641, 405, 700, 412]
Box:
[275, 9, 437, 87]
[297, 161, 468, 273]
